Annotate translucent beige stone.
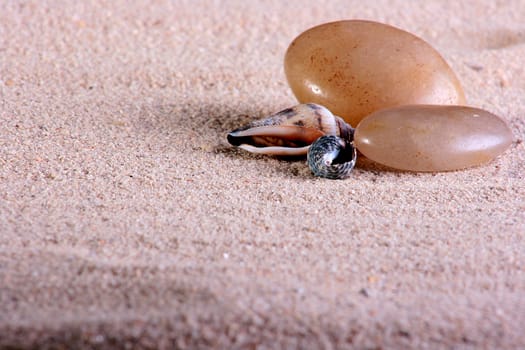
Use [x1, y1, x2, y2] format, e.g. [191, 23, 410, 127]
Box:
[354, 105, 513, 171]
[284, 20, 466, 127]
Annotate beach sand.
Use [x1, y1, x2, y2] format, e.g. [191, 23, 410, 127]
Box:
[1, 1, 524, 348]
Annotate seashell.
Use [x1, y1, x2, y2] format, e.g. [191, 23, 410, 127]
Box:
[285, 20, 466, 127]
[227, 103, 513, 179]
[227, 103, 353, 156]
[307, 135, 356, 179]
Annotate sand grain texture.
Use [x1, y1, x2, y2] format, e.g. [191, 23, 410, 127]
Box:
[1, 1, 524, 349]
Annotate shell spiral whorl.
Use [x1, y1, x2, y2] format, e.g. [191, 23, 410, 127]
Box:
[307, 135, 357, 179]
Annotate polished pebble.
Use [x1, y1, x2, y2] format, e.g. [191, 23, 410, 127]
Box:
[284, 20, 466, 126]
[354, 105, 513, 171]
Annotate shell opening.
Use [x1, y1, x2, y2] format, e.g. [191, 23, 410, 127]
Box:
[227, 124, 324, 156]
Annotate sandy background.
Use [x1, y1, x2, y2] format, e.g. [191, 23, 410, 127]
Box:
[1, 0, 524, 349]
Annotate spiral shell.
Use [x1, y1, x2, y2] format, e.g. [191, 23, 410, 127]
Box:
[307, 135, 357, 179]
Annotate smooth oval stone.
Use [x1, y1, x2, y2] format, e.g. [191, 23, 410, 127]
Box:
[284, 20, 466, 127]
[354, 105, 513, 172]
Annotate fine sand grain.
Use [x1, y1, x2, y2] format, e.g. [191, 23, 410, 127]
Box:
[1, 1, 524, 349]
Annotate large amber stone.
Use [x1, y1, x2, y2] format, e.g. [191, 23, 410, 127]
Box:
[284, 20, 466, 127]
[353, 105, 513, 171]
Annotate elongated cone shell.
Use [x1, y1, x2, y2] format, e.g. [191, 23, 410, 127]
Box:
[353, 105, 513, 171]
[227, 103, 353, 156]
